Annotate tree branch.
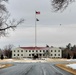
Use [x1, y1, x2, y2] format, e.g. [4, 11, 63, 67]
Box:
[51, 0, 74, 12]
[0, 0, 24, 37]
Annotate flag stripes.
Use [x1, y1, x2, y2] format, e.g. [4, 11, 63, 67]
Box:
[36, 11, 40, 14]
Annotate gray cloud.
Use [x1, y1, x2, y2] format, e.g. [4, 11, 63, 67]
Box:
[0, 0, 76, 48]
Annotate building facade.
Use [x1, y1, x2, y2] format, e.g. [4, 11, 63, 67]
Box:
[49, 47, 62, 58]
[12, 47, 62, 58]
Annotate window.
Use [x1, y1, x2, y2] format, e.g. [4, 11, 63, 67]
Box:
[32, 54, 34, 56]
[55, 50, 56, 52]
[40, 50, 41, 52]
[21, 50, 23, 52]
[55, 54, 56, 56]
[43, 54, 45, 56]
[18, 50, 19, 52]
[58, 50, 60, 52]
[51, 54, 52, 56]
[29, 54, 31, 56]
[32, 50, 34, 52]
[40, 54, 42, 56]
[17, 54, 19, 56]
[26, 50, 27, 52]
[43, 50, 45, 52]
[14, 50, 15, 52]
[46, 50, 48, 52]
[51, 50, 52, 52]
[14, 54, 15, 56]
[36, 50, 38, 52]
[21, 54, 23, 56]
[58, 54, 60, 56]
[29, 50, 31, 52]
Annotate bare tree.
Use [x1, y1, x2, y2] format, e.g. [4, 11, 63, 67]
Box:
[0, 0, 24, 37]
[51, 0, 74, 12]
[0, 49, 2, 57]
[44, 50, 50, 58]
[3, 44, 14, 58]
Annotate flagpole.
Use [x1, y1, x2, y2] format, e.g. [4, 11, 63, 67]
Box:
[35, 11, 37, 47]
[35, 11, 40, 47]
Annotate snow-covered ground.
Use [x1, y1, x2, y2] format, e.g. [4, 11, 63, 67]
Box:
[0, 65, 5, 68]
[66, 59, 76, 70]
[0, 58, 76, 69]
[0, 58, 47, 63]
[0, 58, 76, 63]
[67, 59, 76, 61]
[66, 64, 76, 70]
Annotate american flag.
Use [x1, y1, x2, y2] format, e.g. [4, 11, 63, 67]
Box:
[36, 11, 40, 14]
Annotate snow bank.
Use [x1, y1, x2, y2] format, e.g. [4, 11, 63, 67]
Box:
[0, 65, 5, 68]
[67, 59, 76, 61]
[66, 64, 76, 70]
[8, 59, 13, 60]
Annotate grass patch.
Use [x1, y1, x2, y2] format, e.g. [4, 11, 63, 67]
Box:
[56, 64, 76, 75]
[0, 64, 13, 69]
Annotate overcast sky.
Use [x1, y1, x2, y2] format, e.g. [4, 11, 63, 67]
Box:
[0, 0, 76, 49]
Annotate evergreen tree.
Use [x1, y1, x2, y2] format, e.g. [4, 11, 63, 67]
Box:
[73, 54, 76, 59]
[67, 53, 70, 59]
[1, 54, 4, 60]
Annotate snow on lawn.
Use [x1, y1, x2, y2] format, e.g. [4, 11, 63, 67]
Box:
[66, 64, 76, 70]
[8, 59, 13, 60]
[0, 65, 5, 68]
[67, 59, 76, 61]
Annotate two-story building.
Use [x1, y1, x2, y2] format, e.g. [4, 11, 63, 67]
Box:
[12, 46, 62, 58]
[49, 47, 62, 58]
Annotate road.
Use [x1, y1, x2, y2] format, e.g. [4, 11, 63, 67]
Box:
[0, 62, 73, 75]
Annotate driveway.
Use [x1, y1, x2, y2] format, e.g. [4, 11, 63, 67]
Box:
[0, 62, 73, 75]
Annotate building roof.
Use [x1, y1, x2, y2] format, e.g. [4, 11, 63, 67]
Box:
[20, 47, 49, 50]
